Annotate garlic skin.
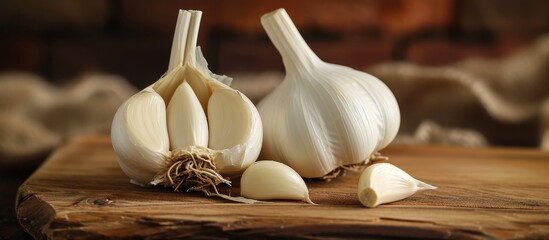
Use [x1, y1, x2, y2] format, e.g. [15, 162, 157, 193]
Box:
[258, 9, 400, 178]
[240, 160, 314, 204]
[357, 163, 436, 208]
[111, 10, 262, 190]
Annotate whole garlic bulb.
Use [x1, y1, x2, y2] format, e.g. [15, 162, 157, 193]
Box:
[258, 9, 400, 178]
[111, 10, 262, 194]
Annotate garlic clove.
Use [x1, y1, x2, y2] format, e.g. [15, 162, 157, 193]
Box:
[185, 66, 212, 111]
[167, 81, 208, 149]
[111, 87, 170, 185]
[207, 88, 262, 175]
[208, 89, 250, 149]
[357, 163, 436, 208]
[152, 66, 186, 105]
[240, 160, 314, 204]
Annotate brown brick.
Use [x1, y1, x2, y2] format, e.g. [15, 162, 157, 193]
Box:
[50, 37, 171, 88]
[213, 1, 304, 34]
[0, 0, 109, 33]
[217, 38, 392, 72]
[119, 0, 454, 37]
[119, 0, 208, 35]
[0, 37, 43, 72]
[406, 39, 502, 66]
[216, 40, 282, 73]
[306, 0, 454, 35]
[376, 0, 455, 36]
[313, 39, 393, 69]
[119, 0, 300, 35]
[458, 0, 549, 37]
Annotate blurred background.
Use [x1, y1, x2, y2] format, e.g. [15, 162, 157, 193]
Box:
[1, 0, 548, 239]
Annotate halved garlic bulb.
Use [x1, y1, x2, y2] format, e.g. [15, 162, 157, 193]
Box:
[357, 163, 436, 208]
[258, 9, 400, 178]
[240, 160, 314, 204]
[111, 10, 262, 195]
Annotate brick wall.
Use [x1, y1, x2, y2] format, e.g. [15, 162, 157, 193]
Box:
[1, 0, 548, 88]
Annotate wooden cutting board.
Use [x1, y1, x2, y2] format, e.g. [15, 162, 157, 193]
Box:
[16, 135, 549, 239]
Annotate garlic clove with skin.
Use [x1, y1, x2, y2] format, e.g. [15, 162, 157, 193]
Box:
[258, 9, 400, 179]
[357, 163, 436, 208]
[240, 160, 314, 204]
[111, 88, 170, 184]
[111, 10, 262, 198]
[207, 88, 262, 176]
[208, 89, 251, 151]
[185, 65, 213, 111]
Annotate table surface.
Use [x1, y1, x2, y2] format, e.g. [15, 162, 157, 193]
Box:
[16, 135, 549, 239]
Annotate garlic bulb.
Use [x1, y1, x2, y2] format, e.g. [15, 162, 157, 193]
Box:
[240, 160, 314, 204]
[357, 163, 436, 208]
[111, 10, 262, 195]
[258, 9, 400, 178]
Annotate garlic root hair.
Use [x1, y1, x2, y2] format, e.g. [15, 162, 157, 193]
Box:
[321, 152, 389, 180]
[153, 146, 231, 195]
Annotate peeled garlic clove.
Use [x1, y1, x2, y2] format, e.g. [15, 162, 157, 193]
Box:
[357, 163, 436, 208]
[111, 88, 170, 185]
[240, 160, 314, 204]
[167, 81, 208, 149]
[258, 9, 400, 178]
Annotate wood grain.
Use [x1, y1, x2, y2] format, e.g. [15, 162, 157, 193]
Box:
[16, 135, 549, 239]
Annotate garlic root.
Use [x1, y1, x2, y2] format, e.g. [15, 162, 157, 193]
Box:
[151, 147, 231, 194]
[321, 152, 390, 181]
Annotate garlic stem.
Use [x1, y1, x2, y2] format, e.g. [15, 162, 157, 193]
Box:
[183, 10, 201, 66]
[168, 10, 201, 71]
[261, 8, 320, 75]
[168, 10, 191, 72]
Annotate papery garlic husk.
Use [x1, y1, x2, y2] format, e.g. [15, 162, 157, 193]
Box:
[258, 8, 400, 178]
[111, 10, 262, 195]
[240, 160, 314, 204]
[357, 163, 436, 208]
